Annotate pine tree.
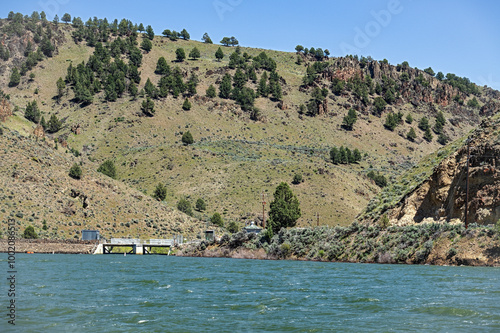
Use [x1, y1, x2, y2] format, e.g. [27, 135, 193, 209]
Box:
[405, 113, 413, 124]
[202, 32, 213, 44]
[219, 73, 232, 99]
[258, 72, 269, 97]
[424, 127, 433, 142]
[155, 57, 170, 75]
[195, 198, 206, 211]
[141, 97, 155, 116]
[175, 48, 185, 62]
[268, 182, 301, 234]
[180, 29, 190, 40]
[182, 98, 192, 110]
[215, 47, 224, 61]
[342, 108, 357, 130]
[330, 147, 341, 164]
[407, 127, 417, 141]
[9, 67, 20, 87]
[47, 114, 62, 133]
[211, 213, 223, 227]
[206, 84, 216, 98]
[353, 148, 362, 162]
[25, 101, 41, 124]
[181, 131, 194, 145]
[56, 77, 65, 100]
[145, 25, 154, 40]
[189, 47, 200, 60]
[141, 38, 152, 52]
[419, 117, 430, 131]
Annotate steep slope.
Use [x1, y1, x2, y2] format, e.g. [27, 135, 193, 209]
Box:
[361, 114, 500, 227]
[1, 14, 498, 231]
[0, 121, 205, 240]
[389, 115, 500, 226]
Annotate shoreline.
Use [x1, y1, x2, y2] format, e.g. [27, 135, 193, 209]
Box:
[0, 239, 98, 254]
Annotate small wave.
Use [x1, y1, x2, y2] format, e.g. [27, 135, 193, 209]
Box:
[182, 277, 209, 282]
[138, 320, 148, 324]
[411, 306, 479, 317]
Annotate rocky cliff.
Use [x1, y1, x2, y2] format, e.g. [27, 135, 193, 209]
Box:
[389, 116, 500, 226]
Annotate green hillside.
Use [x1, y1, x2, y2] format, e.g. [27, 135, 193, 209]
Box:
[1, 12, 497, 238]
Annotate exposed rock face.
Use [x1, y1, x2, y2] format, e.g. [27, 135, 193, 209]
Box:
[390, 117, 500, 226]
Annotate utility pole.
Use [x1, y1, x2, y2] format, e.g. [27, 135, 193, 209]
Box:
[465, 140, 471, 229]
[261, 192, 267, 229]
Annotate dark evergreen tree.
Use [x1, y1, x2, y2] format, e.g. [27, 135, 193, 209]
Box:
[155, 57, 170, 75]
[175, 48, 185, 62]
[384, 113, 398, 131]
[61, 13, 71, 23]
[153, 183, 167, 201]
[418, 117, 430, 131]
[9, 68, 20, 87]
[215, 47, 224, 61]
[23, 226, 38, 239]
[182, 98, 192, 110]
[180, 29, 190, 40]
[141, 97, 155, 116]
[195, 198, 206, 211]
[268, 182, 301, 234]
[189, 47, 200, 60]
[144, 78, 158, 98]
[206, 84, 216, 98]
[141, 38, 152, 52]
[56, 77, 65, 100]
[47, 114, 62, 133]
[219, 73, 232, 99]
[97, 160, 117, 179]
[40, 116, 47, 130]
[202, 32, 212, 44]
[330, 147, 341, 164]
[407, 127, 417, 141]
[424, 127, 433, 142]
[342, 108, 357, 130]
[145, 25, 154, 40]
[406, 113, 413, 124]
[25, 101, 41, 123]
[181, 131, 194, 145]
[69, 163, 82, 179]
[257, 72, 269, 97]
[177, 198, 193, 216]
[211, 212, 223, 227]
[353, 148, 362, 162]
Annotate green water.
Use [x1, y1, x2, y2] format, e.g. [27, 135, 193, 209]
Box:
[2, 254, 500, 332]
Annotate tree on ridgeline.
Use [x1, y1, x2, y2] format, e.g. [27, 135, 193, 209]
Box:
[145, 25, 154, 40]
[61, 13, 71, 23]
[202, 32, 213, 44]
[180, 29, 190, 40]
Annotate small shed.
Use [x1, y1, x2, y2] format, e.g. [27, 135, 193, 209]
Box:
[82, 230, 100, 241]
[243, 221, 262, 234]
[205, 230, 214, 241]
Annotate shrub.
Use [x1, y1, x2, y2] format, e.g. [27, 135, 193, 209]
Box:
[211, 212, 223, 227]
[182, 98, 191, 110]
[153, 183, 167, 201]
[177, 198, 193, 216]
[181, 131, 194, 145]
[97, 160, 116, 179]
[196, 198, 206, 211]
[69, 163, 82, 179]
[23, 226, 38, 239]
[292, 174, 303, 185]
[227, 220, 239, 233]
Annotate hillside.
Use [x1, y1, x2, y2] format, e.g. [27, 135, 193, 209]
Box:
[1, 13, 499, 238]
[0, 124, 205, 240]
[363, 113, 500, 227]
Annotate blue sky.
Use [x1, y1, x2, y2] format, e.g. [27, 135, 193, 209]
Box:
[5, 0, 500, 89]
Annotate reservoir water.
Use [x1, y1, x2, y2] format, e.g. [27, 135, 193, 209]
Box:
[2, 254, 500, 332]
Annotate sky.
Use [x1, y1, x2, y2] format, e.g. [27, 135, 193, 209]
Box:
[4, 0, 500, 90]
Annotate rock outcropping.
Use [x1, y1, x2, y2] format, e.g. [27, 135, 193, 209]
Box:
[390, 116, 500, 226]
